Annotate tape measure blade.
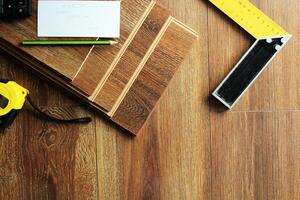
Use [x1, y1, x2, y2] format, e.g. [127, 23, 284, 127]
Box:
[209, 0, 288, 38]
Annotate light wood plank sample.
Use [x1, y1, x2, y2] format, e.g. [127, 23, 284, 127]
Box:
[71, 0, 153, 95]
[93, 3, 170, 111]
[0, 0, 93, 80]
[111, 20, 197, 134]
[0, 0, 198, 135]
[1, 0, 300, 198]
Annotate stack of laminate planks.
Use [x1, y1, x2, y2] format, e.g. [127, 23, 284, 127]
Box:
[0, 0, 198, 135]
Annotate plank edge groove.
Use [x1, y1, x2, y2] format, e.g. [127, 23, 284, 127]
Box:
[89, 0, 157, 100]
[108, 17, 174, 117]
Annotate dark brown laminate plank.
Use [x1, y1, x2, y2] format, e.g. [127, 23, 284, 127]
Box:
[95, 0, 211, 198]
[94, 3, 170, 111]
[272, 1, 300, 109]
[210, 111, 300, 200]
[0, 53, 97, 199]
[111, 20, 197, 134]
[72, 0, 153, 95]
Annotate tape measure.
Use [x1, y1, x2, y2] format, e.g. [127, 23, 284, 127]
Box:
[210, 0, 291, 109]
[0, 80, 28, 127]
[0, 80, 92, 128]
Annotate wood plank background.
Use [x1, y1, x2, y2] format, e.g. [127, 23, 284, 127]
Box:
[0, 0, 299, 199]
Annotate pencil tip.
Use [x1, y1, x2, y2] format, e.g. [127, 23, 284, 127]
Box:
[111, 40, 118, 45]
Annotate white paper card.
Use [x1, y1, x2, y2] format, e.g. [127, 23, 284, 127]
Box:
[38, 0, 120, 38]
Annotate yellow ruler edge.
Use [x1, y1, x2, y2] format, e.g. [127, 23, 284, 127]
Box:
[209, 0, 289, 38]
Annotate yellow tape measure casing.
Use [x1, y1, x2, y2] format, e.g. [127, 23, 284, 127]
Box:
[210, 0, 289, 38]
[0, 81, 29, 116]
[0, 81, 91, 128]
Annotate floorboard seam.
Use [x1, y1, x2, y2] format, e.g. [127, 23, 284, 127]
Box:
[206, 2, 213, 200]
[94, 115, 100, 200]
[226, 110, 300, 113]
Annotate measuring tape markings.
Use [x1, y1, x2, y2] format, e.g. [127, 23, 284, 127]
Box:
[210, 0, 291, 108]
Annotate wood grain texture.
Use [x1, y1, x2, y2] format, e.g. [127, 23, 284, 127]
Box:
[275, 112, 300, 200]
[210, 111, 300, 200]
[97, 0, 211, 198]
[0, 0, 93, 80]
[272, 1, 300, 109]
[0, 54, 97, 199]
[72, 0, 153, 95]
[111, 20, 197, 134]
[94, 3, 170, 111]
[0, 0, 198, 135]
[1, 0, 300, 199]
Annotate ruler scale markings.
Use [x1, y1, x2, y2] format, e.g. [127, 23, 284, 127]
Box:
[210, 0, 291, 108]
[210, 0, 288, 38]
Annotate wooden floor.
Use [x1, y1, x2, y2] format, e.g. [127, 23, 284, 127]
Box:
[0, 0, 299, 199]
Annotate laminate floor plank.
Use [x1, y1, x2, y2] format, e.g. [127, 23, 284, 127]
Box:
[94, 3, 170, 111]
[111, 20, 197, 134]
[272, 1, 300, 109]
[0, 0, 198, 135]
[275, 111, 300, 200]
[1, 0, 300, 199]
[210, 111, 276, 200]
[0, 57, 22, 199]
[210, 111, 300, 200]
[0, 54, 98, 199]
[158, 1, 211, 199]
[72, 0, 153, 95]
[96, 0, 211, 198]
